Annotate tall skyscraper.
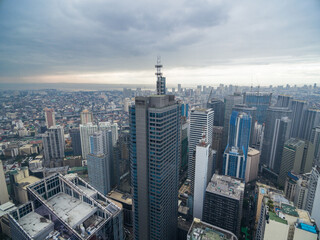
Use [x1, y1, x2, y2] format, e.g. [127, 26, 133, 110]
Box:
[276, 94, 292, 108]
[245, 148, 260, 183]
[0, 160, 9, 204]
[311, 126, 320, 164]
[243, 92, 272, 124]
[212, 126, 224, 173]
[188, 108, 214, 193]
[70, 128, 82, 156]
[207, 98, 225, 126]
[44, 107, 56, 128]
[87, 131, 111, 195]
[42, 126, 65, 167]
[80, 123, 98, 159]
[80, 109, 93, 124]
[305, 166, 320, 214]
[178, 83, 181, 93]
[232, 104, 257, 147]
[155, 58, 166, 95]
[202, 174, 244, 237]
[111, 123, 119, 147]
[289, 100, 307, 138]
[300, 109, 320, 141]
[130, 95, 181, 240]
[300, 141, 315, 174]
[260, 107, 292, 169]
[222, 111, 251, 180]
[222, 93, 243, 151]
[278, 138, 305, 187]
[193, 137, 214, 219]
[268, 117, 291, 174]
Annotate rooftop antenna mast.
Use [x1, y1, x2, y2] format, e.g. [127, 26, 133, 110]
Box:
[155, 56, 166, 95]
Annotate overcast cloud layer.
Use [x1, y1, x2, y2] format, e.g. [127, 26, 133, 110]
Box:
[0, 0, 320, 86]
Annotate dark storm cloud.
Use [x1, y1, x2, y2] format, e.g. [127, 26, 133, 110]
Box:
[0, 0, 320, 82]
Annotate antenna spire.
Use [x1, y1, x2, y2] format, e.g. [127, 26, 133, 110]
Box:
[155, 56, 166, 95]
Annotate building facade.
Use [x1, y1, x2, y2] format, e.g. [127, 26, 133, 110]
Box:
[42, 126, 65, 167]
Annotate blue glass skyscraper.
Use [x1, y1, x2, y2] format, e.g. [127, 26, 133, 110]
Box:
[222, 111, 252, 180]
[244, 92, 271, 124]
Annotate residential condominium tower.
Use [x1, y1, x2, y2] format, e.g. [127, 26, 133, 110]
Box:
[188, 108, 214, 193]
[44, 107, 56, 129]
[42, 126, 65, 167]
[80, 123, 98, 159]
[130, 95, 181, 240]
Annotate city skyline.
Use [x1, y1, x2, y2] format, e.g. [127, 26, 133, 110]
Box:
[1, 0, 320, 86]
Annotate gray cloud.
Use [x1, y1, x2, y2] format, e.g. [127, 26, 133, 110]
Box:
[0, 0, 320, 83]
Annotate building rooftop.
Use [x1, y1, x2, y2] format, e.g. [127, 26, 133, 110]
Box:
[281, 203, 299, 217]
[77, 185, 97, 198]
[187, 219, 238, 240]
[47, 192, 97, 228]
[248, 148, 260, 156]
[206, 174, 244, 201]
[16, 176, 40, 190]
[17, 211, 54, 239]
[0, 201, 16, 217]
[269, 212, 288, 225]
[108, 190, 132, 205]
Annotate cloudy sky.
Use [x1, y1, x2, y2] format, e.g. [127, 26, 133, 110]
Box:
[0, 0, 320, 87]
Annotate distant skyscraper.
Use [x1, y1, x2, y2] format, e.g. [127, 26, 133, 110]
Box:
[202, 174, 244, 237]
[111, 123, 119, 147]
[189, 108, 214, 193]
[289, 100, 307, 138]
[178, 84, 182, 93]
[124, 98, 132, 112]
[232, 104, 257, 146]
[245, 148, 260, 183]
[260, 107, 292, 170]
[276, 95, 292, 108]
[181, 103, 189, 117]
[268, 117, 291, 174]
[222, 93, 243, 150]
[311, 126, 320, 164]
[243, 92, 272, 124]
[278, 138, 305, 187]
[70, 128, 82, 156]
[193, 137, 214, 219]
[80, 109, 93, 124]
[207, 98, 225, 126]
[155, 58, 166, 95]
[130, 95, 180, 240]
[212, 126, 224, 173]
[80, 123, 98, 159]
[42, 126, 65, 167]
[0, 160, 9, 204]
[44, 107, 56, 128]
[87, 132, 111, 195]
[300, 109, 320, 141]
[222, 111, 251, 180]
[300, 141, 315, 174]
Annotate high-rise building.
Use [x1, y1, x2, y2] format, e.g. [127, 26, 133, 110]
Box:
[245, 148, 260, 183]
[70, 128, 82, 156]
[268, 117, 292, 174]
[111, 123, 119, 147]
[289, 100, 307, 138]
[311, 173, 320, 229]
[243, 92, 272, 124]
[207, 98, 225, 126]
[130, 95, 181, 240]
[278, 138, 305, 187]
[180, 121, 189, 174]
[181, 103, 189, 118]
[193, 138, 214, 219]
[232, 104, 257, 147]
[80, 109, 93, 124]
[212, 126, 224, 173]
[0, 160, 9, 205]
[300, 141, 315, 174]
[311, 126, 320, 164]
[42, 126, 65, 167]
[80, 123, 98, 159]
[222, 93, 243, 150]
[188, 108, 214, 193]
[44, 107, 56, 128]
[87, 132, 111, 195]
[276, 94, 292, 108]
[222, 111, 251, 180]
[178, 84, 182, 93]
[300, 109, 320, 141]
[305, 166, 320, 214]
[260, 107, 292, 170]
[202, 174, 244, 237]
[124, 98, 132, 112]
